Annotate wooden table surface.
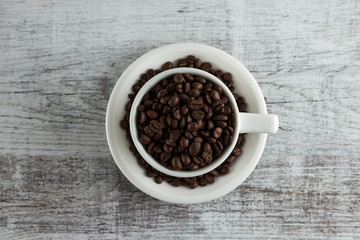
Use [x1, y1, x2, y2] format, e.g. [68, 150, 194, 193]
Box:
[1, 0, 359, 239]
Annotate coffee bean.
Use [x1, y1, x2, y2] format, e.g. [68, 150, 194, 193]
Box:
[160, 152, 171, 162]
[214, 121, 227, 128]
[185, 130, 193, 139]
[180, 116, 186, 128]
[191, 110, 205, 120]
[140, 134, 152, 145]
[187, 55, 196, 63]
[154, 175, 163, 184]
[213, 85, 223, 95]
[188, 99, 203, 110]
[177, 59, 188, 67]
[181, 105, 189, 115]
[147, 142, 155, 155]
[213, 114, 228, 121]
[194, 76, 207, 84]
[189, 137, 203, 156]
[210, 90, 221, 100]
[204, 174, 215, 183]
[174, 74, 185, 83]
[194, 58, 202, 68]
[171, 156, 183, 170]
[189, 163, 199, 171]
[187, 122, 198, 132]
[139, 112, 146, 124]
[198, 178, 208, 186]
[233, 146, 242, 156]
[213, 127, 223, 138]
[200, 63, 212, 72]
[210, 169, 220, 176]
[162, 61, 173, 71]
[146, 110, 158, 119]
[173, 108, 181, 120]
[220, 167, 229, 175]
[149, 120, 162, 133]
[190, 181, 199, 189]
[181, 154, 191, 165]
[163, 144, 174, 153]
[157, 89, 168, 98]
[168, 95, 180, 107]
[144, 126, 155, 138]
[222, 73, 232, 81]
[192, 82, 203, 89]
[189, 89, 200, 97]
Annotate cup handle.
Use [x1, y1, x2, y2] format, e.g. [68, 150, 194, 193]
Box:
[238, 113, 279, 133]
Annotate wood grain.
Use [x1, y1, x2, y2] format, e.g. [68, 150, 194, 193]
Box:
[1, 0, 359, 239]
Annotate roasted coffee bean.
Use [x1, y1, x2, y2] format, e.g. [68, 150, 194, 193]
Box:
[149, 120, 162, 133]
[192, 156, 202, 165]
[194, 58, 202, 68]
[146, 171, 158, 178]
[198, 178, 208, 186]
[144, 125, 155, 138]
[162, 61, 173, 71]
[157, 89, 168, 98]
[213, 85, 223, 95]
[210, 90, 221, 100]
[184, 73, 194, 82]
[239, 102, 247, 112]
[220, 167, 229, 175]
[189, 137, 203, 156]
[171, 156, 183, 170]
[173, 108, 182, 120]
[192, 82, 203, 89]
[194, 76, 206, 84]
[213, 127, 223, 138]
[200, 131, 210, 137]
[206, 137, 217, 144]
[187, 122, 199, 132]
[233, 146, 242, 156]
[146, 110, 158, 119]
[204, 174, 215, 183]
[222, 73, 232, 81]
[139, 112, 147, 124]
[181, 105, 189, 115]
[210, 169, 220, 177]
[223, 134, 233, 147]
[200, 63, 212, 72]
[174, 73, 185, 83]
[180, 116, 186, 128]
[154, 175, 163, 184]
[185, 130, 193, 139]
[147, 142, 155, 155]
[188, 100, 204, 110]
[214, 121, 227, 128]
[207, 120, 215, 130]
[170, 178, 182, 187]
[181, 154, 191, 165]
[189, 88, 200, 97]
[140, 134, 152, 145]
[177, 59, 188, 67]
[191, 110, 205, 120]
[168, 95, 180, 107]
[213, 114, 228, 121]
[160, 152, 171, 162]
[163, 144, 174, 153]
[187, 55, 196, 63]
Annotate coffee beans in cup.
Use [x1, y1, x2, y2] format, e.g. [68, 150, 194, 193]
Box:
[120, 56, 247, 188]
[136, 73, 236, 171]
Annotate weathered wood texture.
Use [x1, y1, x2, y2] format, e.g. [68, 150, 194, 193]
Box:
[1, 0, 359, 239]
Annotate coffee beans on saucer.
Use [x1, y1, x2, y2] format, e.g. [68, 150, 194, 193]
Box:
[120, 56, 247, 188]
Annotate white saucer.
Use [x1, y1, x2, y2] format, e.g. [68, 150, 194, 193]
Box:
[106, 43, 267, 204]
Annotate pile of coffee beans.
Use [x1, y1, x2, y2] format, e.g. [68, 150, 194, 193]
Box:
[137, 73, 236, 171]
[120, 55, 247, 188]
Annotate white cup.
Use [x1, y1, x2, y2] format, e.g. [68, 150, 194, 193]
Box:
[129, 68, 278, 178]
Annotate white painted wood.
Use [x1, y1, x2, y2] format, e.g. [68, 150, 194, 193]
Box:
[1, 0, 359, 239]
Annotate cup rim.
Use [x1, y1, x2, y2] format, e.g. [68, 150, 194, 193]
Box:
[129, 68, 241, 178]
